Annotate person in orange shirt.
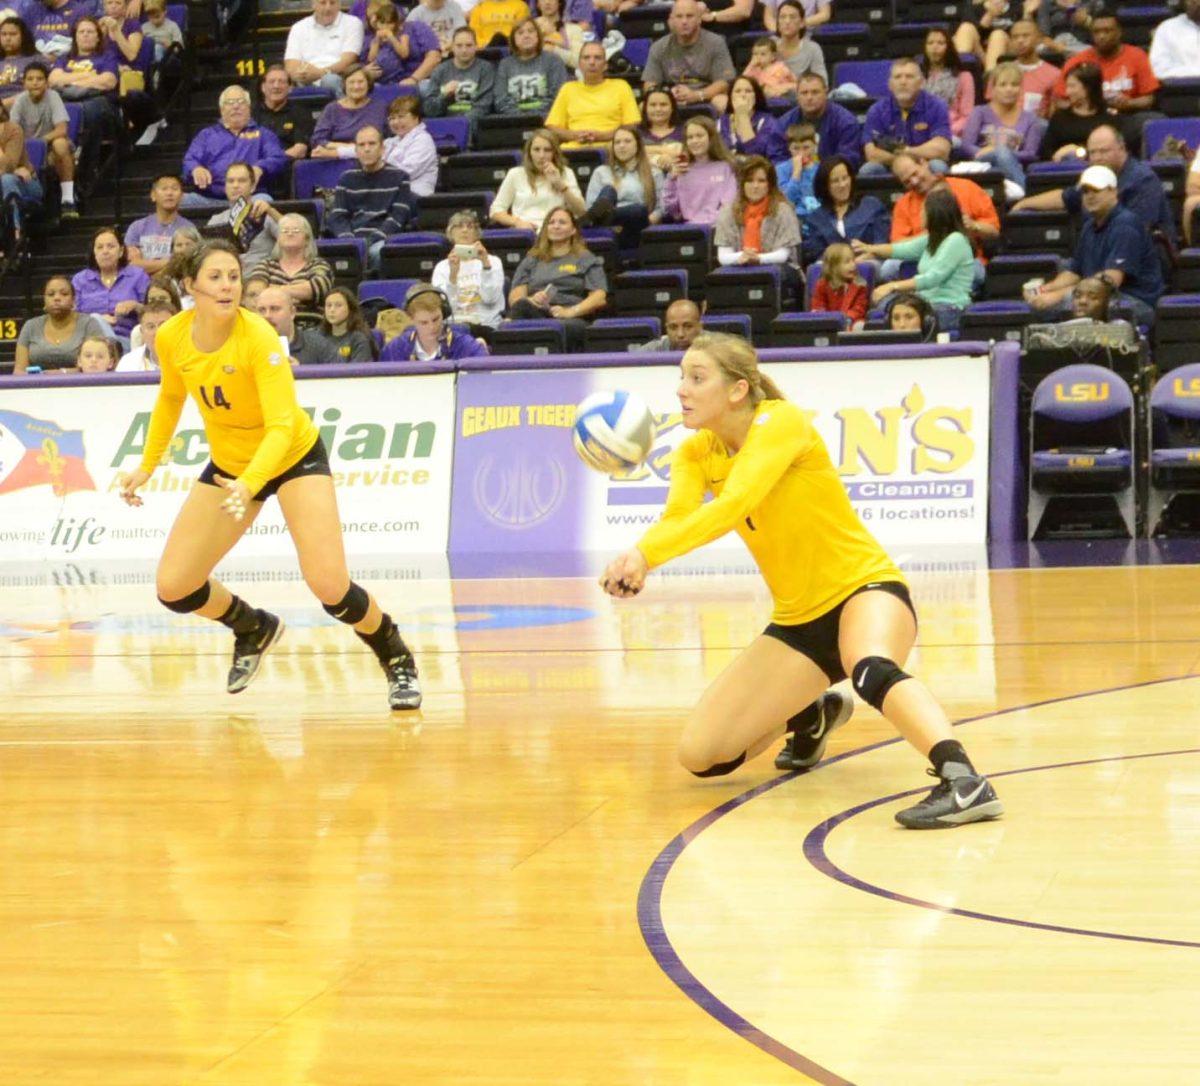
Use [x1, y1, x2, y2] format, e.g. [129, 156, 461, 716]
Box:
[599, 333, 1003, 829]
[878, 150, 998, 286]
[118, 239, 422, 711]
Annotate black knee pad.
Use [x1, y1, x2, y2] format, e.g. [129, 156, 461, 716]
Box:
[322, 581, 370, 625]
[690, 752, 747, 778]
[158, 581, 212, 614]
[851, 656, 910, 711]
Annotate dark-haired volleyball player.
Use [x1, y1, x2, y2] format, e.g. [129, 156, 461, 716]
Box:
[600, 332, 1000, 828]
[118, 239, 421, 710]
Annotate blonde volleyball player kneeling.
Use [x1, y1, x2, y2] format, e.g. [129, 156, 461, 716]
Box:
[600, 333, 1000, 828]
[118, 240, 421, 710]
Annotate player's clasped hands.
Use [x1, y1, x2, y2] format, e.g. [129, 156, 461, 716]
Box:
[599, 548, 649, 598]
[214, 474, 252, 522]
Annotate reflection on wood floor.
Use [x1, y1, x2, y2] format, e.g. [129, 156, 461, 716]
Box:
[2, 554, 1199, 1085]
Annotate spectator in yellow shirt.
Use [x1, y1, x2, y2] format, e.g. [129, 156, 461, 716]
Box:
[545, 41, 641, 148]
[469, 0, 530, 46]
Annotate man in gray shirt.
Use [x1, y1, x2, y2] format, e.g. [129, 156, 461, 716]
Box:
[204, 162, 281, 276]
[633, 299, 701, 352]
[642, 0, 736, 112]
[422, 26, 495, 122]
[255, 287, 337, 365]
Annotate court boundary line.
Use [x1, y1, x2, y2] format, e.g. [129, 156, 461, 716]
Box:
[635, 673, 1195, 1084]
[803, 744, 1200, 950]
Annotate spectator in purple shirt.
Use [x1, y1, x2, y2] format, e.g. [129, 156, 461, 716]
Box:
[361, 1, 441, 86]
[959, 61, 1045, 193]
[124, 172, 185, 275]
[49, 16, 118, 141]
[47, 14, 118, 174]
[181, 84, 288, 206]
[777, 72, 862, 172]
[72, 225, 151, 343]
[0, 17, 39, 108]
[380, 283, 489, 360]
[97, 0, 142, 65]
[718, 76, 787, 161]
[663, 115, 738, 225]
[29, 0, 95, 58]
[311, 64, 390, 158]
[860, 57, 951, 178]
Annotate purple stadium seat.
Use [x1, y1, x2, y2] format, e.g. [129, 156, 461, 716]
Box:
[378, 233, 450, 280]
[702, 313, 752, 338]
[1142, 118, 1200, 159]
[831, 60, 891, 98]
[769, 311, 845, 348]
[1153, 294, 1200, 372]
[614, 269, 687, 316]
[293, 158, 355, 199]
[706, 264, 784, 332]
[959, 301, 1038, 343]
[426, 117, 470, 153]
[1028, 364, 1136, 539]
[359, 278, 419, 309]
[491, 319, 568, 355]
[812, 23, 869, 64]
[585, 317, 662, 352]
[317, 237, 367, 281]
[1148, 363, 1200, 534]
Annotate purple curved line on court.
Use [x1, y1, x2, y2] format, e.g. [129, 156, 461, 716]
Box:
[636, 673, 1196, 1083]
[805, 746, 1200, 951]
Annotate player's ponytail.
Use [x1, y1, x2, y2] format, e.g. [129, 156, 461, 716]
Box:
[688, 332, 786, 407]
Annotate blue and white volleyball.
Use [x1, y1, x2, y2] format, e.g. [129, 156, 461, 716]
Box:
[572, 390, 655, 473]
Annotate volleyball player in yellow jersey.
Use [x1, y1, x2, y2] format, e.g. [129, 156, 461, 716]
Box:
[601, 334, 1001, 828]
[116, 240, 421, 710]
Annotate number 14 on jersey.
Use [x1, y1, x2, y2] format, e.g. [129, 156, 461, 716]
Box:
[200, 385, 232, 411]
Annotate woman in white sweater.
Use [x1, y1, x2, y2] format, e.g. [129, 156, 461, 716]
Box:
[489, 128, 585, 231]
[430, 210, 506, 334]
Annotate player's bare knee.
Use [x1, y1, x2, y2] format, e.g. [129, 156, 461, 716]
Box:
[303, 571, 350, 607]
[677, 730, 733, 774]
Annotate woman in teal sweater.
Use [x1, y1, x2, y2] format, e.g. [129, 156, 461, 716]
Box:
[853, 187, 976, 332]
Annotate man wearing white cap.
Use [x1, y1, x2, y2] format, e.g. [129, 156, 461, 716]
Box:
[1027, 164, 1163, 327]
[1011, 123, 1175, 242]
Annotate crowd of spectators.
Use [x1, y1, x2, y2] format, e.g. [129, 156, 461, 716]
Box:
[7, 0, 1200, 372]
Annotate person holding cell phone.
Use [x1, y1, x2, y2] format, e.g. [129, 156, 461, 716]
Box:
[430, 209, 505, 336]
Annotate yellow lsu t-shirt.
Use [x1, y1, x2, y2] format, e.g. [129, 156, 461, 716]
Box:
[469, 0, 529, 44]
[139, 308, 319, 496]
[637, 399, 904, 625]
[545, 80, 642, 147]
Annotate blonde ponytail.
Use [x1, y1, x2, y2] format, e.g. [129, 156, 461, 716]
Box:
[688, 332, 786, 406]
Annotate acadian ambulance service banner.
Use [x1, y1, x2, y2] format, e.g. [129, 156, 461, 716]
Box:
[449, 357, 990, 553]
[0, 374, 455, 561]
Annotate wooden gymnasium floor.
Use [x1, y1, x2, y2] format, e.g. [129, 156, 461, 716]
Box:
[2, 552, 1199, 1085]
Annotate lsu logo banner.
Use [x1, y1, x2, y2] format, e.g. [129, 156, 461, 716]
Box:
[0, 410, 96, 497]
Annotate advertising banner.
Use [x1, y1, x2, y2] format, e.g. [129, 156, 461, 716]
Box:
[449, 357, 991, 554]
[0, 374, 456, 561]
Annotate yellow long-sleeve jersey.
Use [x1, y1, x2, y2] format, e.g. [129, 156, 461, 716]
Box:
[637, 400, 904, 625]
[138, 308, 319, 496]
